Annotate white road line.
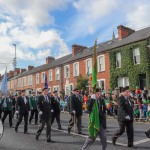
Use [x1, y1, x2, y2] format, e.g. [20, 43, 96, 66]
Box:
[134, 138, 150, 145]
[52, 127, 127, 147]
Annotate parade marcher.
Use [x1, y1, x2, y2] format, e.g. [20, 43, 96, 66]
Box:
[36, 87, 54, 143]
[15, 90, 30, 134]
[112, 89, 134, 147]
[68, 88, 83, 134]
[81, 88, 107, 150]
[29, 91, 38, 125]
[2, 91, 14, 128]
[51, 90, 63, 130]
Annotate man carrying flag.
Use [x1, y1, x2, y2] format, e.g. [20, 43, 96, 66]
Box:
[81, 40, 107, 150]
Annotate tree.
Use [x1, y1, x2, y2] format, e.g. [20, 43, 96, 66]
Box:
[76, 74, 89, 90]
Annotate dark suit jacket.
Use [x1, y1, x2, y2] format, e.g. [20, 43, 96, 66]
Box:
[71, 94, 83, 117]
[51, 96, 60, 113]
[118, 95, 134, 122]
[16, 96, 30, 114]
[86, 97, 107, 129]
[37, 95, 52, 119]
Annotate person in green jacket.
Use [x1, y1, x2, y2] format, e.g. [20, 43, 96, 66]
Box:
[2, 91, 13, 127]
[29, 91, 38, 125]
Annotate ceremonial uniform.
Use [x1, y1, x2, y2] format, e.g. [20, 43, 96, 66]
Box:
[81, 96, 107, 150]
[51, 96, 62, 130]
[112, 94, 134, 147]
[68, 92, 83, 134]
[36, 94, 53, 142]
[2, 96, 13, 127]
[15, 95, 30, 133]
[29, 95, 38, 124]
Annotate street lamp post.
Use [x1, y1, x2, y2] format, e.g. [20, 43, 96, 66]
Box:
[13, 44, 17, 94]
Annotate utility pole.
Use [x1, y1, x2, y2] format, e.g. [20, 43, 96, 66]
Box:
[13, 44, 17, 94]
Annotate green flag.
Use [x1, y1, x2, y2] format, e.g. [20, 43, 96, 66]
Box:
[92, 40, 97, 92]
[88, 101, 100, 138]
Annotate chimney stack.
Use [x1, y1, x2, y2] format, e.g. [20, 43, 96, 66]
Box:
[21, 69, 27, 73]
[72, 44, 87, 56]
[117, 25, 135, 40]
[46, 56, 55, 64]
[28, 66, 34, 71]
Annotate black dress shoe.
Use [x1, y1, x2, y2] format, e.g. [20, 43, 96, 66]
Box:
[145, 132, 150, 138]
[24, 132, 29, 134]
[36, 135, 39, 141]
[112, 137, 117, 145]
[15, 127, 18, 132]
[10, 125, 14, 128]
[47, 139, 55, 143]
[58, 127, 63, 130]
[78, 132, 82, 134]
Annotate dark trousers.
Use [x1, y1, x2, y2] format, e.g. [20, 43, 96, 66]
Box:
[68, 114, 82, 133]
[113, 121, 134, 146]
[12, 107, 15, 118]
[29, 109, 38, 124]
[15, 113, 29, 133]
[51, 112, 61, 128]
[0, 109, 2, 119]
[36, 117, 51, 140]
[2, 110, 13, 127]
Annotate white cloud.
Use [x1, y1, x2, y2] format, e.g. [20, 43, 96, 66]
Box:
[68, 0, 118, 40]
[126, 1, 150, 29]
[0, 0, 71, 74]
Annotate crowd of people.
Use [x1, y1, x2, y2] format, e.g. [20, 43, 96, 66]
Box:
[0, 86, 150, 149]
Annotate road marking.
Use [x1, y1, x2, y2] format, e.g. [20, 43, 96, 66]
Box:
[134, 138, 150, 145]
[52, 127, 127, 147]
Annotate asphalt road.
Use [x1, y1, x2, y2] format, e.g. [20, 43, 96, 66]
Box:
[0, 112, 150, 150]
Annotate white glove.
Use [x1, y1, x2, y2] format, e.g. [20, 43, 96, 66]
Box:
[125, 115, 130, 120]
[15, 111, 19, 114]
[39, 111, 43, 115]
[72, 110, 76, 114]
[91, 94, 96, 99]
[51, 110, 54, 113]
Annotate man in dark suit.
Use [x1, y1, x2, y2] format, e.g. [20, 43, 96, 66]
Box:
[81, 88, 107, 150]
[2, 91, 14, 128]
[51, 90, 63, 130]
[68, 88, 83, 134]
[36, 87, 54, 143]
[29, 91, 38, 125]
[112, 89, 134, 147]
[15, 90, 30, 134]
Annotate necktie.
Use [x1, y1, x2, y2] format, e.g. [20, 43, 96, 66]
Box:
[127, 98, 131, 106]
[45, 96, 49, 103]
[24, 97, 27, 104]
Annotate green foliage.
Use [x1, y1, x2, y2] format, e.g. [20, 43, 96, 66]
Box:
[109, 40, 150, 90]
[76, 74, 89, 90]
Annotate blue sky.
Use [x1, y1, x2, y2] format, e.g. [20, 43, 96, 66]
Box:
[0, 0, 150, 74]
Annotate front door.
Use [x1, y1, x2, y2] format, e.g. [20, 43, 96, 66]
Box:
[139, 74, 146, 90]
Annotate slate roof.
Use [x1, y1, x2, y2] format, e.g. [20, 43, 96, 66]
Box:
[13, 26, 150, 79]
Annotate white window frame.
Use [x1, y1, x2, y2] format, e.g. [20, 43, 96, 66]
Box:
[118, 77, 129, 87]
[116, 52, 121, 68]
[55, 68, 60, 81]
[49, 70, 53, 81]
[97, 55, 105, 72]
[73, 62, 79, 77]
[97, 79, 105, 90]
[86, 58, 92, 74]
[28, 75, 32, 86]
[41, 72, 45, 83]
[64, 65, 70, 78]
[133, 48, 140, 65]
[53, 86, 59, 92]
[18, 78, 21, 88]
[36, 73, 39, 84]
[22, 77, 26, 87]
